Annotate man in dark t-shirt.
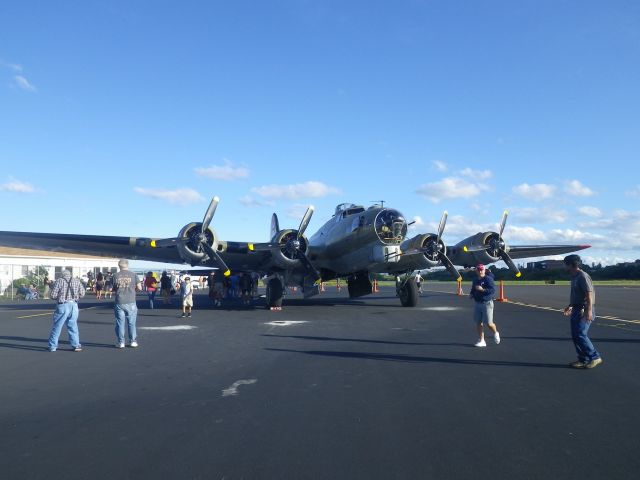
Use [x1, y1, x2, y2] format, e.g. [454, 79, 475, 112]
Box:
[563, 255, 602, 369]
[112, 259, 141, 349]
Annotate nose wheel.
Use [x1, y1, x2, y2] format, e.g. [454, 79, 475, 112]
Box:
[396, 275, 419, 307]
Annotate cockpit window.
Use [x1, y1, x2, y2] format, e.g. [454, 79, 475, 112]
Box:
[375, 209, 407, 244]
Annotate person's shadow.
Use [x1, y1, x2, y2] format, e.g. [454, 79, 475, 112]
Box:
[0, 335, 113, 352]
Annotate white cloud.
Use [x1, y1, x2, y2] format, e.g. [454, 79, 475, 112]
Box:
[0, 179, 35, 193]
[512, 183, 556, 201]
[286, 204, 312, 220]
[432, 160, 447, 172]
[194, 160, 250, 181]
[504, 225, 547, 242]
[460, 168, 492, 180]
[416, 177, 490, 203]
[0, 61, 22, 72]
[510, 207, 568, 224]
[564, 180, 595, 197]
[549, 229, 605, 243]
[408, 215, 425, 231]
[238, 195, 274, 208]
[626, 186, 640, 197]
[252, 181, 340, 199]
[577, 206, 602, 218]
[133, 187, 204, 205]
[13, 75, 36, 92]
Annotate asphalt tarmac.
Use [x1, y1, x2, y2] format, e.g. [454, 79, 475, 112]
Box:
[1, 285, 639, 480]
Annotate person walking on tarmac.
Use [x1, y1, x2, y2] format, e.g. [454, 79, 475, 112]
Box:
[47, 270, 85, 352]
[470, 264, 500, 347]
[181, 276, 194, 318]
[563, 254, 602, 369]
[144, 271, 158, 309]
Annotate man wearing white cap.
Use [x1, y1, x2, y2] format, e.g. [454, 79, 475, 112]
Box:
[48, 270, 85, 352]
[469, 264, 500, 347]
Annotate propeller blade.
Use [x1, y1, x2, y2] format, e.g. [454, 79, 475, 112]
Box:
[438, 252, 461, 281]
[201, 242, 231, 277]
[270, 213, 280, 241]
[436, 211, 448, 245]
[297, 206, 315, 240]
[202, 196, 220, 233]
[499, 210, 508, 238]
[297, 251, 321, 282]
[500, 251, 521, 278]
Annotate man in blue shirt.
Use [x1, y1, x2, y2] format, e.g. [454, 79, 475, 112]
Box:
[469, 264, 500, 347]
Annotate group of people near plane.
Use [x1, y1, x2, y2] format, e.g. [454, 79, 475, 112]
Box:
[45, 254, 602, 369]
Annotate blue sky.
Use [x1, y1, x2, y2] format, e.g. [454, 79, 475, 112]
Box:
[1, 0, 639, 266]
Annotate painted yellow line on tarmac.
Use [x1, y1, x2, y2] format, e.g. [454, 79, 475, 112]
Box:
[17, 312, 52, 318]
[424, 288, 640, 325]
[17, 306, 98, 319]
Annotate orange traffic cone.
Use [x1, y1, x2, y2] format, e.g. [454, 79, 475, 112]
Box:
[496, 280, 508, 302]
[373, 279, 379, 293]
[320, 282, 325, 293]
[457, 279, 464, 296]
[336, 278, 342, 292]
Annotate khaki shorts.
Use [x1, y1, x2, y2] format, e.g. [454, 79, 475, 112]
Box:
[183, 295, 193, 307]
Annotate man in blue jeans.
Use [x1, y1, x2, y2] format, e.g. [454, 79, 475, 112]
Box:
[112, 259, 142, 349]
[563, 254, 602, 369]
[48, 270, 85, 352]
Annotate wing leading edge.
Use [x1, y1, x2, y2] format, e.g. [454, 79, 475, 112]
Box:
[506, 244, 591, 260]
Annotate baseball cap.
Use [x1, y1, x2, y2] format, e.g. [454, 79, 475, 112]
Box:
[476, 264, 485, 270]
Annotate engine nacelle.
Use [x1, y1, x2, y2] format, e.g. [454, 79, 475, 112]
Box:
[457, 232, 503, 266]
[400, 233, 445, 268]
[176, 222, 218, 265]
[271, 229, 309, 270]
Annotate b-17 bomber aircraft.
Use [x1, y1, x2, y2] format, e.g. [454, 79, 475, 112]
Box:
[0, 197, 589, 308]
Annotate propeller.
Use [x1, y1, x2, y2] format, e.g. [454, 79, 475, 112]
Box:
[463, 211, 521, 278]
[408, 211, 460, 281]
[255, 206, 320, 282]
[432, 211, 461, 281]
[153, 196, 231, 276]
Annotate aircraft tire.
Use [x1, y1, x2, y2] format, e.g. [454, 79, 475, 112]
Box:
[266, 278, 284, 308]
[399, 280, 419, 307]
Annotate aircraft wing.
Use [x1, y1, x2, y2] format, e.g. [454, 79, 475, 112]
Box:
[506, 244, 591, 260]
[0, 231, 274, 274]
[0, 231, 184, 263]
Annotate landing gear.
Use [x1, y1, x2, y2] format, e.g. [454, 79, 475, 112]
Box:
[397, 275, 419, 307]
[265, 277, 284, 309]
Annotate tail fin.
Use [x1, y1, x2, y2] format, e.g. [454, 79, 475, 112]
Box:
[270, 213, 280, 241]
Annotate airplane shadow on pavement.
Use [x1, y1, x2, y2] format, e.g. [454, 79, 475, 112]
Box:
[264, 347, 571, 369]
[262, 334, 474, 348]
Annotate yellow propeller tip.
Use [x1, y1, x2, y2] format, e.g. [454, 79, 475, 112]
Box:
[150, 240, 156, 248]
[223, 270, 231, 277]
[516, 272, 522, 278]
[463, 246, 468, 252]
[248, 243, 254, 251]
[456, 277, 462, 282]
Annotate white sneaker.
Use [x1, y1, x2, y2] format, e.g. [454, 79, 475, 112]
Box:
[116, 342, 125, 349]
[474, 339, 487, 347]
[130, 341, 138, 348]
[494, 332, 501, 344]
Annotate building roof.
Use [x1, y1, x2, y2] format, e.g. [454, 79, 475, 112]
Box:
[0, 246, 114, 260]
